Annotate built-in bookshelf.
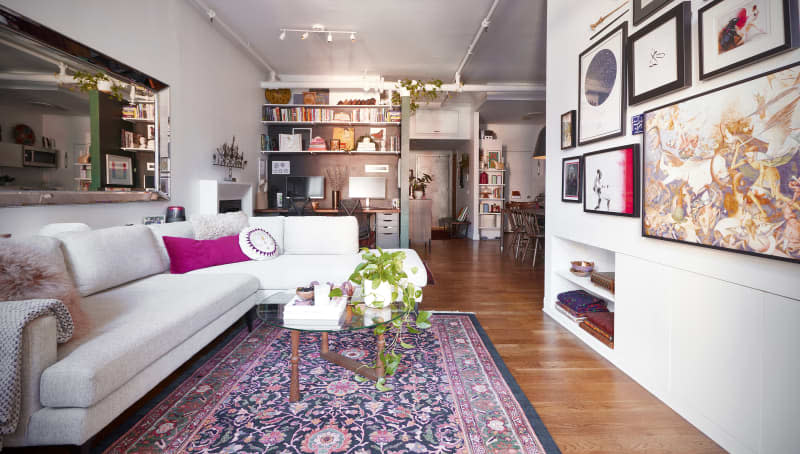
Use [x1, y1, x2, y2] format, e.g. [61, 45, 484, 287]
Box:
[478, 169, 505, 237]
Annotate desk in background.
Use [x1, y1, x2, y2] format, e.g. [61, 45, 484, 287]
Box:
[253, 207, 401, 249]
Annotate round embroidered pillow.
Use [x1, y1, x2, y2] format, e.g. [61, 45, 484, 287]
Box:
[238, 227, 279, 260]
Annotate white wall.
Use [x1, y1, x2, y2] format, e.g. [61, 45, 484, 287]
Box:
[485, 122, 545, 202]
[0, 0, 263, 236]
[545, 1, 800, 453]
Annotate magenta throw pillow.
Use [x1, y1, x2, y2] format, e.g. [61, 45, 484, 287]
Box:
[162, 235, 249, 274]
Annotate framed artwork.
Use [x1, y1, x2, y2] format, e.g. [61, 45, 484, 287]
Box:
[579, 23, 627, 145]
[271, 160, 290, 175]
[642, 62, 800, 263]
[562, 156, 582, 203]
[699, 0, 799, 80]
[633, 0, 672, 26]
[105, 154, 133, 186]
[333, 127, 354, 151]
[291, 128, 312, 150]
[583, 144, 640, 217]
[561, 110, 576, 149]
[628, 2, 692, 105]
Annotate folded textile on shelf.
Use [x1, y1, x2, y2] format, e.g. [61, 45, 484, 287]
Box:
[556, 290, 608, 316]
[584, 311, 614, 341]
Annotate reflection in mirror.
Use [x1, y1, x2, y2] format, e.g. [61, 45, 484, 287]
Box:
[0, 6, 170, 206]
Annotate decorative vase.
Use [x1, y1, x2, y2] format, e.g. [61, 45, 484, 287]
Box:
[362, 279, 394, 309]
[332, 190, 341, 209]
[413, 190, 424, 200]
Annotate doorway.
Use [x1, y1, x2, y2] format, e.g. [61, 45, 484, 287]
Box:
[415, 154, 452, 235]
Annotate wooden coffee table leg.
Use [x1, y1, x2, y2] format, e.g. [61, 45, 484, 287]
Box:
[321, 332, 329, 354]
[376, 333, 385, 378]
[290, 330, 300, 402]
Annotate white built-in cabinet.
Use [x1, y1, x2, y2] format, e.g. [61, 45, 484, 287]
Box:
[410, 107, 470, 139]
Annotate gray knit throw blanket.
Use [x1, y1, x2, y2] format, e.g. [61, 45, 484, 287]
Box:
[0, 299, 73, 449]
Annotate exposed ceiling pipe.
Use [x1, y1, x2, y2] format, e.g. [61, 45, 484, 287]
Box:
[453, 0, 501, 88]
[187, 0, 279, 80]
[260, 79, 544, 94]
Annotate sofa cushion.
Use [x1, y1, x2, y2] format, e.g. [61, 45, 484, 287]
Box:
[163, 235, 250, 274]
[38, 223, 91, 237]
[283, 216, 358, 255]
[238, 227, 279, 261]
[248, 217, 285, 253]
[59, 226, 166, 297]
[190, 248, 428, 290]
[39, 273, 259, 408]
[147, 221, 195, 269]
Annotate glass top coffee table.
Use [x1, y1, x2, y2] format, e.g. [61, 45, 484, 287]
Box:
[255, 292, 405, 403]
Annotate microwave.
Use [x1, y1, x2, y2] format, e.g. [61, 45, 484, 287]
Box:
[23, 147, 58, 168]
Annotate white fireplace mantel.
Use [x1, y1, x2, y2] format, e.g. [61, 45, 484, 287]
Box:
[195, 180, 253, 216]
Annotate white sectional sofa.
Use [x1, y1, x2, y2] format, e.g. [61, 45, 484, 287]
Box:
[5, 215, 427, 450]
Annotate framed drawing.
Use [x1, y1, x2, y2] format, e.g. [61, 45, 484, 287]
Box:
[105, 154, 133, 186]
[628, 2, 692, 105]
[579, 23, 627, 145]
[633, 0, 672, 26]
[561, 110, 576, 149]
[699, 0, 799, 80]
[583, 144, 640, 217]
[643, 62, 800, 263]
[562, 156, 582, 203]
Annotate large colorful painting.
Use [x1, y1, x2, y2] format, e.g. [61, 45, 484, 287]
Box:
[642, 63, 800, 263]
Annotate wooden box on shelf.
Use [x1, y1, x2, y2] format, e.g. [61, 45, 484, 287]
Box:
[590, 271, 615, 294]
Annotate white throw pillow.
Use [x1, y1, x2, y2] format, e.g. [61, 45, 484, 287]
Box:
[191, 211, 249, 240]
[238, 226, 279, 261]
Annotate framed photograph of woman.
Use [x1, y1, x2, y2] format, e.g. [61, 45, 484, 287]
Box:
[562, 156, 582, 203]
[627, 2, 692, 105]
[579, 23, 627, 145]
[561, 110, 576, 149]
[699, 0, 799, 80]
[583, 144, 640, 217]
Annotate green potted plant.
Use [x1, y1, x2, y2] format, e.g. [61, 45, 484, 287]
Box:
[391, 79, 443, 113]
[331, 248, 432, 390]
[71, 70, 125, 101]
[409, 172, 432, 199]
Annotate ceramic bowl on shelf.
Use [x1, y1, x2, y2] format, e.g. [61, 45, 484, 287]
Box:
[570, 261, 594, 277]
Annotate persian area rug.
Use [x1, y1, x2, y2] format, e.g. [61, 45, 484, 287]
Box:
[98, 314, 560, 453]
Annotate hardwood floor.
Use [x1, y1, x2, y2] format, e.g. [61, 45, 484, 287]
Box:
[417, 238, 724, 454]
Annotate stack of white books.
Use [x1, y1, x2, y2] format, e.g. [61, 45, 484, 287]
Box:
[283, 296, 348, 329]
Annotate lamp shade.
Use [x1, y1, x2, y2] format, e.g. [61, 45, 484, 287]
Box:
[533, 127, 546, 159]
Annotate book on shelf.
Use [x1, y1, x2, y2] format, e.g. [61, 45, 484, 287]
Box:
[262, 105, 401, 123]
[122, 103, 155, 120]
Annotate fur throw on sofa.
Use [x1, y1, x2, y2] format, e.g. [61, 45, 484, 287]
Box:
[0, 237, 88, 339]
[191, 211, 249, 240]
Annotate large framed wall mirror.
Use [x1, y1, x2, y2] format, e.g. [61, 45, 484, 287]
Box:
[0, 6, 171, 207]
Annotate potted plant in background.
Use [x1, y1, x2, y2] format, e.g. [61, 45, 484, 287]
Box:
[331, 248, 432, 391]
[409, 172, 432, 199]
[391, 79, 443, 113]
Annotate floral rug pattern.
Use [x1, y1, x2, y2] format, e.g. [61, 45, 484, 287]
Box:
[103, 314, 552, 453]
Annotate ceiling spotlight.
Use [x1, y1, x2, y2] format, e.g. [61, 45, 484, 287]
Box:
[301, 31, 309, 40]
[350, 32, 356, 42]
[327, 32, 333, 43]
[279, 30, 286, 40]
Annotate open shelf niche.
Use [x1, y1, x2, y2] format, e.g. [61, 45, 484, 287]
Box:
[546, 235, 617, 358]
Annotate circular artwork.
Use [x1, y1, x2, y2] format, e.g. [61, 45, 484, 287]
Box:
[239, 227, 279, 261]
[13, 124, 35, 145]
[584, 49, 617, 106]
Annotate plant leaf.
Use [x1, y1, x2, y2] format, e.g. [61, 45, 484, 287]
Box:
[329, 288, 343, 297]
[411, 266, 419, 274]
[376, 377, 393, 392]
[400, 341, 414, 349]
[353, 374, 367, 383]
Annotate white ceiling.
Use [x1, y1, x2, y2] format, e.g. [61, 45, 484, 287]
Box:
[202, 0, 547, 85]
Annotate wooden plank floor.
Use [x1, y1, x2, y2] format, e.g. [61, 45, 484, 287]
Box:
[417, 238, 724, 454]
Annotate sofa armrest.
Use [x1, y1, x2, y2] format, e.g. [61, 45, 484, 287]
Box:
[3, 315, 58, 446]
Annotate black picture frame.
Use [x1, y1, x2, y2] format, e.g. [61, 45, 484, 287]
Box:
[641, 60, 800, 264]
[633, 0, 672, 26]
[578, 23, 627, 146]
[561, 156, 582, 203]
[560, 110, 576, 149]
[582, 144, 640, 217]
[699, 0, 800, 80]
[628, 2, 692, 105]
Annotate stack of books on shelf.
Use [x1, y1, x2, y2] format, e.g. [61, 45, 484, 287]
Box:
[580, 312, 614, 348]
[262, 106, 400, 123]
[122, 103, 155, 120]
[554, 290, 609, 323]
[283, 296, 348, 329]
[121, 128, 155, 150]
